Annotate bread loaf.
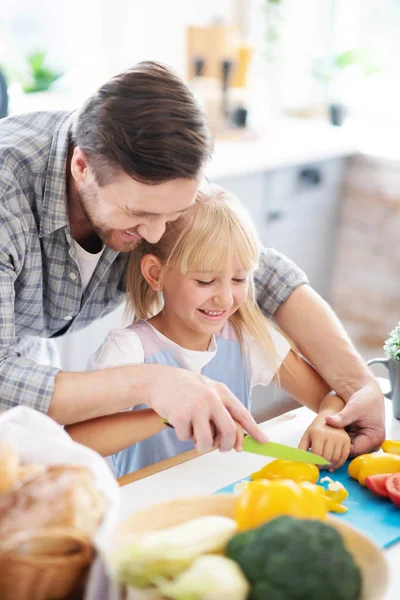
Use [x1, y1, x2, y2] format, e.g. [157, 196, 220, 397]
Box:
[0, 465, 107, 540]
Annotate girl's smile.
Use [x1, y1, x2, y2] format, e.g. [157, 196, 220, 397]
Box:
[149, 258, 250, 351]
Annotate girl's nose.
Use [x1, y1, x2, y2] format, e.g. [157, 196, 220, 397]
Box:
[213, 288, 233, 308]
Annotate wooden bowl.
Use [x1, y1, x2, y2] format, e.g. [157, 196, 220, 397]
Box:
[116, 494, 389, 600]
[0, 527, 94, 600]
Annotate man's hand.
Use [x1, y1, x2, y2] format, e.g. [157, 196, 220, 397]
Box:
[325, 382, 386, 455]
[213, 421, 246, 453]
[146, 366, 268, 453]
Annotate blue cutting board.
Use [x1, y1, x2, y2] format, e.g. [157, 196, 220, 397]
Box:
[216, 460, 400, 548]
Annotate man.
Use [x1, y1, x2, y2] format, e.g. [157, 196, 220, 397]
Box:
[0, 61, 384, 455]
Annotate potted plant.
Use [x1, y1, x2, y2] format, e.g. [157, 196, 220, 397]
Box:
[4, 50, 64, 114]
[368, 321, 400, 419]
[313, 47, 381, 126]
[384, 322, 400, 363]
[21, 50, 62, 94]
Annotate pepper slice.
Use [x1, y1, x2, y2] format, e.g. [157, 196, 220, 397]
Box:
[251, 459, 319, 484]
[320, 478, 349, 513]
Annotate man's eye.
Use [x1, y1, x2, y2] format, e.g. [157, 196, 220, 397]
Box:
[196, 280, 214, 287]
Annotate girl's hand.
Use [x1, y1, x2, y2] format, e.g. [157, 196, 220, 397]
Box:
[298, 413, 351, 471]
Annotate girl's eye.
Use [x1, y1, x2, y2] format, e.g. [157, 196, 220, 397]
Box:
[196, 280, 214, 287]
[232, 277, 247, 284]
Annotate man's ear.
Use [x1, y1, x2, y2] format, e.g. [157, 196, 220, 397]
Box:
[141, 255, 164, 291]
[70, 146, 90, 184]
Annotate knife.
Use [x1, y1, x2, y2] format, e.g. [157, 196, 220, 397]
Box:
[242, 436, 329, 465]
[161, 419, 330, 465]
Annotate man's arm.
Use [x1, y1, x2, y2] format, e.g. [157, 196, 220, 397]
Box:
[0, 229, 267, 454]
[255, 248, 385, 454]
[274, 284, 385, 454]
[275, 285, 372, 401]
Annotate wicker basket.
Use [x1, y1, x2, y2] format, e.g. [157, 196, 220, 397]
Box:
[0, 527, 94, 600]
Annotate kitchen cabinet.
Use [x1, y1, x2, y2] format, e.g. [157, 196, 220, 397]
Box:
[332, 153, 400, 358]
[215, 157, 345, 301]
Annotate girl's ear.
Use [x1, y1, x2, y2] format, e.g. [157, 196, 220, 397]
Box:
[141, 255, 164, 291]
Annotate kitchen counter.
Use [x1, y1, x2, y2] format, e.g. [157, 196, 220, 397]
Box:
[207, 118, 357, 180]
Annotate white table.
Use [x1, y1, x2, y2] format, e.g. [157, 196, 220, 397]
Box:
[119, 389, 399, 600]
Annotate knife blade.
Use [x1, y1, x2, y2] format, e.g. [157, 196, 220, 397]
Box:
[161, 419, 330, 465]
[243, 436, 330, 465]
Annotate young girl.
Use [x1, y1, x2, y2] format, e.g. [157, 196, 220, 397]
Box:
[66, 185, 350, 477]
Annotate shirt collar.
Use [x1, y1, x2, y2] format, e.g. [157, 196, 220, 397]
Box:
[39, 111, 76, 238]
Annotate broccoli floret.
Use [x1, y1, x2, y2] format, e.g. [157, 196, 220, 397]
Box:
[226, 516, 361, 600]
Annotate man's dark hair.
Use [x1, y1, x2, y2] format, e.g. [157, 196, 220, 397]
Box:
[72, 61, 213, 185]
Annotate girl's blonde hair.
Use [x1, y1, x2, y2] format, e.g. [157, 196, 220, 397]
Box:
[125, 184, 279, 369]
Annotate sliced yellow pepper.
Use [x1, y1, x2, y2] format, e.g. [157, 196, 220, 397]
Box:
[251, 459, 319, 484]
[319, 477, 349, 513]
[382, 440, 400, 455]
[348, 452, 400, 486]
[299, 482, 330, 519]
[234, 478, 329, 531]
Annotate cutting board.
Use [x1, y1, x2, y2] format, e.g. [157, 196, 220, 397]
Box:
[216, 460, 400, 548]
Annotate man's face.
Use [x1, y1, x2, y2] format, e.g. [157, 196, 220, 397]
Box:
[72, 152, 200, 253]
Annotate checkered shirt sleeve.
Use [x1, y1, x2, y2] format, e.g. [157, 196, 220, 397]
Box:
[255, 247, 309, 317]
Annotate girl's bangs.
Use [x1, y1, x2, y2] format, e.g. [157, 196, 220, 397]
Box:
[173, 203, 259, 275]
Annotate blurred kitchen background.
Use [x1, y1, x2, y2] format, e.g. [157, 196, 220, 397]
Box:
[1, 0, 399, 420]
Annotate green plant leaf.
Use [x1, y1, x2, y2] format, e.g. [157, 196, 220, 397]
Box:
[22, 50, 63, 94]
[384, 321, 400, 362]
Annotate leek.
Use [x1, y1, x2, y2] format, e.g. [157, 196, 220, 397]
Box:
[158, 555, 249, 600]
[109, 516, 237, 587]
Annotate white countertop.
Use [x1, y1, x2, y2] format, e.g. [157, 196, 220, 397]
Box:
[207, 118, 357, 180]
[119, 390, 399, 600]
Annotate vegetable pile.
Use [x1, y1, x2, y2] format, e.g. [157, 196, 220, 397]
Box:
[109, 466, 361, 600]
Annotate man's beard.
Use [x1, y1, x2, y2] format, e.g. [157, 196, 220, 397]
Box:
[78, 187, 141, 253]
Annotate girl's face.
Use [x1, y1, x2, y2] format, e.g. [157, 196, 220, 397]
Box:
[160, 255, 250, 347]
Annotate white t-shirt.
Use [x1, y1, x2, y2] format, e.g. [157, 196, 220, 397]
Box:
[87, 320, 291, 388]
[73, 240, 105, 294]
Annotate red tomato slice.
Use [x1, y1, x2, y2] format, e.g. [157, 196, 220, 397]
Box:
[386, 473, 400, 507]
[365, 474, 391, 498]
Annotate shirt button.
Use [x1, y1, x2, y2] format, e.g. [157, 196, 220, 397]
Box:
[63, 315, 73, 321]
[69, 272, 77, 281]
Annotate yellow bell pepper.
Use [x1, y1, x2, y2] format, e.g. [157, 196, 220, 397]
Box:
[348, 452, 400, 486]
[234, 479, 329, 531]
[382, 440, 400, 455]
[251, 459, 319, 484]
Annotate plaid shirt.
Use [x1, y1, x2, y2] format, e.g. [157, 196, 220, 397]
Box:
[0, 110, 307, 413]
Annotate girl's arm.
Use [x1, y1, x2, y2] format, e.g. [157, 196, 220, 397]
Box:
[276, 350, 345, 414]
[65, 409, 166, 456]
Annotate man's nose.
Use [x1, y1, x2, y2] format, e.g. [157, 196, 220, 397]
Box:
[140, 220, 166, 244]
